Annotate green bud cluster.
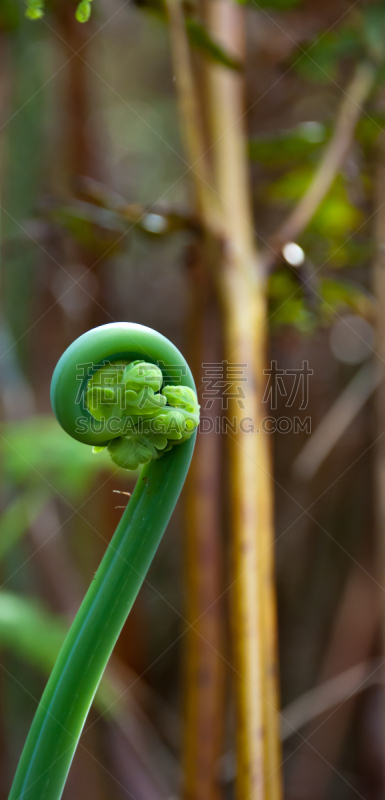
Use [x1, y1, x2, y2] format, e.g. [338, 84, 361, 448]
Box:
[85, 360, 200, 471]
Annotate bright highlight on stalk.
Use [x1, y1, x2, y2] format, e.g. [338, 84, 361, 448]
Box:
[282, 241, 305, 267]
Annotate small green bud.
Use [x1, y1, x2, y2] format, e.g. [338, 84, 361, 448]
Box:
[108, 434, 156, 471]
[124, 387, 167, 415]
[26, 0, 44, 18]
[89, 362, 128, 388]
[26, 8, 44, 18]
[76, 0, 92, 23]
[148, 432, 169, 451]
[122, 361, 163, 393]
[151, 408, 187, 440]
[184, 418, 196, 432]
[139, 422, 170, 450]
[85, 361, 129, 423]
[162, 385, 199, 415]
[85, 385, 120, 421]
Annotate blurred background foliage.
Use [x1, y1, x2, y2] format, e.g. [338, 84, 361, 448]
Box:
[1, 0, 385, 798]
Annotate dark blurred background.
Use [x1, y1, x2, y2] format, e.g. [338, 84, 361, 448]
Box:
[1, 0, 385, 798]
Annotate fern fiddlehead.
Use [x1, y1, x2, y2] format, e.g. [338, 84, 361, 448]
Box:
[9, 322, 199, 800]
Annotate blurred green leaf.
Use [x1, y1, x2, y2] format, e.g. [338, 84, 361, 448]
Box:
[25, 0, 45, 20]
[268, 271, 315, 332]
[249, 122, 327, 165]
[46, 200, 129, 258]
[322, 238, 374, 270]
[186, 18, 242, 70]
[0, 590, 129, 713]
[4, 21, 46, 363]
[0, 591, 66, 672]
[0, 488, 50, 561]
[319, 277, 373, 320]
[272, 298, 315, 332]
[0, 416, 114, 500]
[0, 0, 20, 30]
[295, 27, 361, 83]
[309, 194, 362, 239]
[361, 3, 385, 63]
[268, 269, 296, 299]
[268, 168, 361, 240]
[267, 165, 313, 201]
[268, 270, 373, 332]
[356, 114, 385, 146]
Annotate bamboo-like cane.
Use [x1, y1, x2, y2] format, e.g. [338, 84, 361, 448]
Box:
[200, 4, 282, 798]
[182, 255, 224, 800]
[166, 0, 282, 796]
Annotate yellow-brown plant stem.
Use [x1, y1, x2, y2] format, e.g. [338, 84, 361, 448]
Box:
[183, 246, 225, 800]
[257, 434, 281, 800]
[166, 1, 281, 797]
[204, 3, 281, 798]
[166, 6, 226, 799]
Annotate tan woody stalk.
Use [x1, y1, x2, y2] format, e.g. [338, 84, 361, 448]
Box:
[165, 5, 225, 799]
[183, 256, 224, 800]
[202, 2, 281, 798]
[166, 1, 281, 797]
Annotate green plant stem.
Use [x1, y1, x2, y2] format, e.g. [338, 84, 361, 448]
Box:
[9, 323, 196, 800]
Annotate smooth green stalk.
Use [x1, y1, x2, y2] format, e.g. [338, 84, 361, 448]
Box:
[9, 322, 197, 800]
